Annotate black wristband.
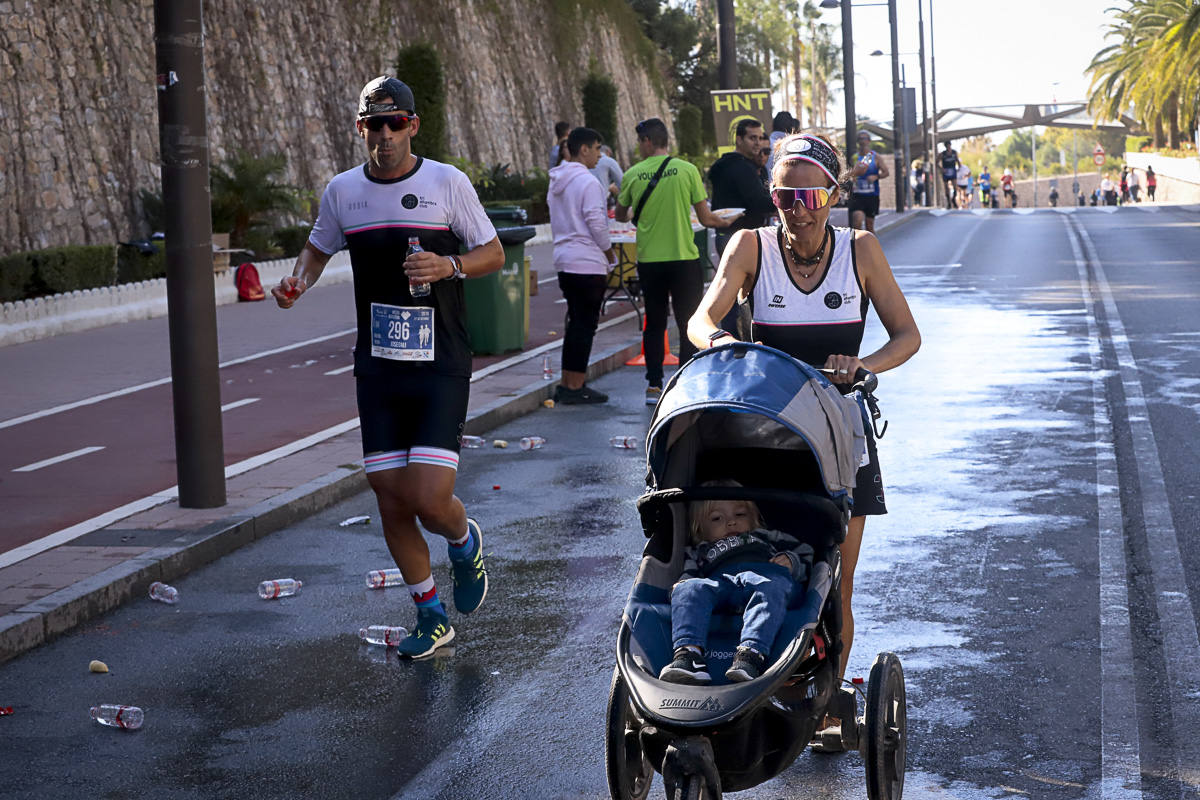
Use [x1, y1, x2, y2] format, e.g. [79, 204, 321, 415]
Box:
[708, 329, 733, 343]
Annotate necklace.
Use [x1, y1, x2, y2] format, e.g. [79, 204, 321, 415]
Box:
[784, 226, 830, 279]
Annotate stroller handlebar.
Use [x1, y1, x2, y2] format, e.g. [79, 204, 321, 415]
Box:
[817, 366, 877, 395]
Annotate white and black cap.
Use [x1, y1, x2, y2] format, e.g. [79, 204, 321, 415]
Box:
[358, 76, 415, 118]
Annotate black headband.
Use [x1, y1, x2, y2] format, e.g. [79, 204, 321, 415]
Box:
[776, 134, 840, 185]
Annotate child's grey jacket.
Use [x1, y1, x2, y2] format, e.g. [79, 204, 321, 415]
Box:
[679, 528, 815, 584]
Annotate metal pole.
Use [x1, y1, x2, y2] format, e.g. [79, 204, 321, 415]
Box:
[842, 0, 856, 155]
[153, 0, 226, 508]
[717, 0, 737, 90]
[902, 64, 911, 209]
[926, 0, 936, 209]
[1032, 125, 1037, 207]
[1073, 130, 1079, 202]
[917, 0, 930, 205]
[888, 0, 903, 212]
[810, 20, 818, 128]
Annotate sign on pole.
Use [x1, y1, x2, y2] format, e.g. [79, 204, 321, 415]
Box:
[1092, 143, 1105, 167]
[710, 89, 773, 155]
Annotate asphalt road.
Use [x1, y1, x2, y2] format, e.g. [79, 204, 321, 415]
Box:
[2, 206, 1199, 799]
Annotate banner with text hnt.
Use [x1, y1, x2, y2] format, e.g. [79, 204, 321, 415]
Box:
[710, 89, 773, 154]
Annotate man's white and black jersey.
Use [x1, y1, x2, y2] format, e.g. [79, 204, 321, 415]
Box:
[308, 157, 496, 378]
[748, 225, 868, 368]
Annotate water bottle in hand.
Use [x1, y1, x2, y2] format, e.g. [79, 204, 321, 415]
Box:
[359, 625, 409, 646]
[258, 579, 302, 599]
[91, 704, 143, 730]
[407, 236, 430, 298]
[148, 581, 178, 604]
[519, 436, 546, 451]
[460, 435, 486, 449]
[365, 568, 404, 589]
[610, 435, 639, 449]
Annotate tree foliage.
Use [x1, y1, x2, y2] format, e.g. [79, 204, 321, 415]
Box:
[395, 42, 450, 162]
[210, 150, 300, 248]
[582, 71, 620, 151]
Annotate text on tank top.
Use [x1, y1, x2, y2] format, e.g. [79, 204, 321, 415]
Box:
[748, 225, 869, 367]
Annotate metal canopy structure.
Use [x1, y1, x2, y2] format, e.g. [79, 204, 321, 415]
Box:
[858, 102, 1137, 147]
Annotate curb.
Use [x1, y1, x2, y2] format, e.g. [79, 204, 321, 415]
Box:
[0, 332, 642, 664]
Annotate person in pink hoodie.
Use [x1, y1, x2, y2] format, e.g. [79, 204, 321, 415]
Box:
[548, 127, 617, 404]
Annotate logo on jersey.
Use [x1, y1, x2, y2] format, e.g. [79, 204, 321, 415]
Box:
[824, 291, 843, 309]
[348, 200, 368, 211]
[768, 294, 786, 309]
[401, 193, 419, 210]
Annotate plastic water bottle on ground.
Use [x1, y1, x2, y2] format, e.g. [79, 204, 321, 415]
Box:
[520, 436, 546, 451]
[258, 579, 303, 599]
[91, 704, 143, 730]
[542, 355, 553, 380]
[610, 435, 639, 449]
[365, 568, 404, 589]
[359, 625, 409, 646]
[407, 236, 430, 298]
[460, 435, 486, 449]
[148, 581, 178, 604]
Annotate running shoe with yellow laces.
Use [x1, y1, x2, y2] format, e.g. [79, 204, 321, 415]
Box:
[449, 518, 488, 614]
[395, 607, 455, 659]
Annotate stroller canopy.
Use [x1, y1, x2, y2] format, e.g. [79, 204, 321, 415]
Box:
[647, 343, 865, 499]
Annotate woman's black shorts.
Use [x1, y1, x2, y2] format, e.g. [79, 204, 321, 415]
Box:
[848, 193, 881, 219]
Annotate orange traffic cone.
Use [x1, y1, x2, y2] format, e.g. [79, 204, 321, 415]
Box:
[625, 318, 680, 367]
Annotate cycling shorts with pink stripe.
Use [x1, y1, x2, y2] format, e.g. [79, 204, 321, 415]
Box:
[356, 372, 469, 473]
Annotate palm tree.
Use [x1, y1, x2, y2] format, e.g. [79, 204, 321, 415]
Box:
[210, 151, 300, 248]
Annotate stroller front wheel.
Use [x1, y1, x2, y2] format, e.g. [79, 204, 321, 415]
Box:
[864, 651, 907, 800]
[605, 667, 654, 800]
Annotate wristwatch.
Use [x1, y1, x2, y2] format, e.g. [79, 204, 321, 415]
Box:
[448, 254, 466, 280]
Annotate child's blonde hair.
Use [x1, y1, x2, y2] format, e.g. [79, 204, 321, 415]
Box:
[689, 480, 764, 543]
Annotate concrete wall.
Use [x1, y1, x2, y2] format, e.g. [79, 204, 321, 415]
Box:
[1125, 152, 1200, 204]
[0, 0, 669, 255]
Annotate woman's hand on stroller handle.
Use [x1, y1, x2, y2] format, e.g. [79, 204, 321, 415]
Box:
[817, 363, 878, 395]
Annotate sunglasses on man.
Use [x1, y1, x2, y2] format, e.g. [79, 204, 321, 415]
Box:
[362, 113, 416, 133]
[770, 186, 834, 211]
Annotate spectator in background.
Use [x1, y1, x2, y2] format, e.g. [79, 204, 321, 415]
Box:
[590, 144, 623, 209]
[1146, 165, 1157, 201]
[757, 146, 771, 190]
[548, 127, 615, 405]
[1101, 173, 1118, 205]
[766, 111, 798, 175]
[710, 118, 775, 255]
[1129, 168, 1141, 202]
[549, 121, 570, 169]
[910, 160, 927, 207]
[1119, 167, 1130, 204]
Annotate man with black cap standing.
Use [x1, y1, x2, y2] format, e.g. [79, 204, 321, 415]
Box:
[271, 75, 503, 659]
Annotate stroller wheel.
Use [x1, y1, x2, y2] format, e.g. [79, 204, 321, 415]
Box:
[605, 667, 654, 800]
[864, 652, 907, 800]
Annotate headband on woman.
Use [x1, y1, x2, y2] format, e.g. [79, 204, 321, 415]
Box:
[776, 134, 840, 186]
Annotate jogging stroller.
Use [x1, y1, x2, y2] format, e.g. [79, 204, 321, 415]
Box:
[606, 342, 907, 800]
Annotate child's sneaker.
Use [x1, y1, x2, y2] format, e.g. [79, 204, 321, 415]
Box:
[395, 608, 455, 659]
[449, 518, 488, 614]
[725, 647, 766, 682]
[659, 647, 711, 684]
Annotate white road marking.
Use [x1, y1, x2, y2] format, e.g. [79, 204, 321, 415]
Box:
[891, 263, 962, 269]
[1065, 216, 1144, 799]
[323, 364, 354, 376]
[0, 418, 362, 570]
[0, 327, 356, 431]
[220, 398, 260, 413]
[13, 446, 106, 473]
[1073, 214, 1200, 790]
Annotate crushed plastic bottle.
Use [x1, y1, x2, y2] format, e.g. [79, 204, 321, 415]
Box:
[519, 436, 546, 451]
[90, 704, 143, 730]
[542, 355, 553, 380]
[407, 236, 430, 298]
[460, 435, 486, 448]
[258, 579, 303, 599]
[359, 625, 409, 646]
[148, 581, 178, 604]
[338, 515, 371, 527]
[610, 435, 639, 449]
[365, 568, 404, 589]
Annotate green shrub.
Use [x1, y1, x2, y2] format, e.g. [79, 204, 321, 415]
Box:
[675, 104, 703, 155]
[0, 252, 35, 303]
[395, 43, 449, 162]
[582, 71, 619, 151]
[31, 245, 116, 295]
[273, 224, 312, 259]
[1125, 135, 1152, 153]
[116, 240, 166, 284]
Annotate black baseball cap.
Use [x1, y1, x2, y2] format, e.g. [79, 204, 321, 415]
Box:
[358, 76, 415, 117]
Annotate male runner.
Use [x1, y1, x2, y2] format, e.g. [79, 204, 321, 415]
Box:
[849, 130, 889, 232]
[938, 140, 960, 209]
[978, 165, 992, 208]
[272, 76, 503, 658]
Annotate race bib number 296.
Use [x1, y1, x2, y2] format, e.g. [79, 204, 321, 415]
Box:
[370, 303, 435, 361]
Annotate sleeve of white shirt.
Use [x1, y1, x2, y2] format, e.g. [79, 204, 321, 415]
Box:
[307, 182, 346, 256]
[448, 167, 499, 250]
[582, 179, 611, 253]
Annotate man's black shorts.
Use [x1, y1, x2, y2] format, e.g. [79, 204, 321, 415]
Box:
[848, 193, 881, 219]
[356, 371, 469, 465]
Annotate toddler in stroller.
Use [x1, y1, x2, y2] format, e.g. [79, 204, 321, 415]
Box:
[659, 481, 814, 685]
[606, 342, 907, 800]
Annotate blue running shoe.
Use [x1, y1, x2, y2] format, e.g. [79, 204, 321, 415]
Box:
[449, 518, 488, 614]
[396, 608, 455, 659]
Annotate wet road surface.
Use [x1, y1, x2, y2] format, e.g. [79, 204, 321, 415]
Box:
[2, 206, 1199, 798]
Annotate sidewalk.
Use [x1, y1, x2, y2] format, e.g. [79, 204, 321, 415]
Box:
[0, 209, 921, 664]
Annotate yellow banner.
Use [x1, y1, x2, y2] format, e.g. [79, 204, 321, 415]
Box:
[710, 89, 773, 154]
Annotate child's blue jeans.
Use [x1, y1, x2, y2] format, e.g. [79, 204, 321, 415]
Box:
[670, 561, 793, 656]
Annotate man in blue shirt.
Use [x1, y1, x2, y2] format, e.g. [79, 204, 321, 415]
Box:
[849, 131, 889, 232]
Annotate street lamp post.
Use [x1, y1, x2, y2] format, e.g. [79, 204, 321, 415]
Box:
[929, 0, 940, 207]
[917, 0, 930, 205]
[888, 0, 903, 212]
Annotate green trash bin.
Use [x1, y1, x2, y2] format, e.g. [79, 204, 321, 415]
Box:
[483, 205, 528, 228]
[464, 224, 536, 354]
